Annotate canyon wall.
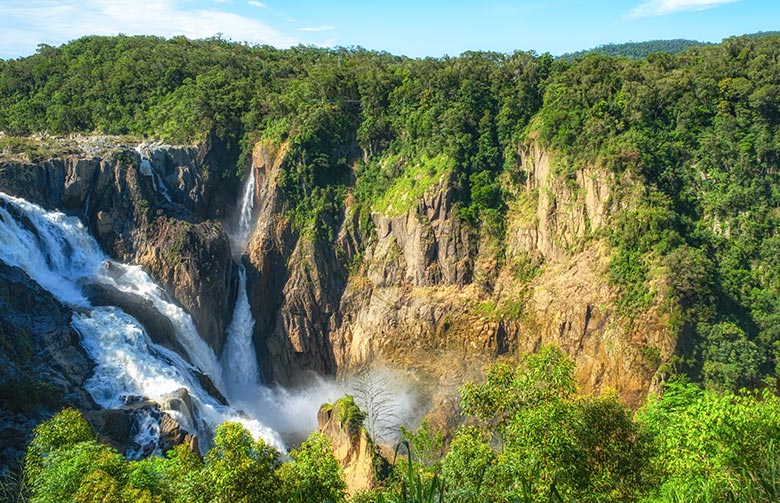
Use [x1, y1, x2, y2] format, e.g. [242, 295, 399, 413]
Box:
[0, 134, 677, 465]
[244, 139, 674, 407]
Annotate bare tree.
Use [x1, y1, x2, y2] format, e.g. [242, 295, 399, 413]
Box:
[349, 367, 401, 443]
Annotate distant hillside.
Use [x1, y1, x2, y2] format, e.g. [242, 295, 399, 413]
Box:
[561, 31, 780, 61]
[560, 39, 709, 61]
[746, 30, 780, 39]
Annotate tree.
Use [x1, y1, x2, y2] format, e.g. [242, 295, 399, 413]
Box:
[278, 432, 346, 503]
[204, 422, 282, 503]
[24, 408, 95, 482]
[351, 368, 401, 442]
[639, 377, 780, 500]
[455, 346, 650, 502]
[28, 441, 126, 503]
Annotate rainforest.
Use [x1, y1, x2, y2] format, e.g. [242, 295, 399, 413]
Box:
[1, 32, 780, 502]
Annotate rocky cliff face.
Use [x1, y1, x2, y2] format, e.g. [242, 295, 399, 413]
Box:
[245, 139, 673, 408]
[0, 261, 94, 470]
[0, 139, 236, 356]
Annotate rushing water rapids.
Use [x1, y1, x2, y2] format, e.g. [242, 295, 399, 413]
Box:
[0, 191, 285, 453]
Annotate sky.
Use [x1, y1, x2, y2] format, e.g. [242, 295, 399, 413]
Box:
[0, 0, 778, 60]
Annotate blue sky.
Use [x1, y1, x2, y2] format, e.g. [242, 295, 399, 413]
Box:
[1, 0, 778, 60]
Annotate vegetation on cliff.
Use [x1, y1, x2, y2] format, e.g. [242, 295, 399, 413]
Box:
[3, 32, 780, 502]
[3, 33, 780, 392]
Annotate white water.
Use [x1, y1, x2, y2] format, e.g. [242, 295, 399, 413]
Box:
[0, 192, 284, 452]
[126, 408, 163, 459]
[222, 166, 262, 398]
[95, 261, 224, 389]
[231, 166, 256, 253]
[221, 265, 260, 393]
[136, 146, 172, 203]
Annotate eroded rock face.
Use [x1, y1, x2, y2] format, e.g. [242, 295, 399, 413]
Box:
[0, 262, 94, 471]
[317, 402, 386, 495]
[369, 181, 474, 288]
[0, 143, 236, 357]
[244, 138, 671, 410]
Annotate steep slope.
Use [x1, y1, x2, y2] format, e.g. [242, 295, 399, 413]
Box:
[0, 137, 237, 354]
[243, 137, 670, 408]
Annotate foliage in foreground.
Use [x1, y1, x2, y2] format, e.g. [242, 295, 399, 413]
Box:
[18, 412, 345, 503]
[358, 347, 780, 503]
[11, 347, 780, 503]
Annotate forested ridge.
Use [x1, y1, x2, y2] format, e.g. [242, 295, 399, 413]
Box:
[3, 33, 780, 502]
[560, 39, 711, 61]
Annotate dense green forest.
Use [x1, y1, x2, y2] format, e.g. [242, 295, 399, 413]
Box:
[560, 32, 780, 60]
[3, 33, 780, 501]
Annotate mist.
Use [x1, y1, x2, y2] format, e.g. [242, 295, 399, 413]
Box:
[221, 366, 426, 449]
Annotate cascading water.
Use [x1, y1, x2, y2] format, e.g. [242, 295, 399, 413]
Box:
[95, 261, 224, 389]
[125, 408, 163, 459]
[136, 146, 172, 203]
[0, 192, 284, 452]
[230, 165, 256, 253]
[220, 265, 260, 393]
[220, 164, 265, 401]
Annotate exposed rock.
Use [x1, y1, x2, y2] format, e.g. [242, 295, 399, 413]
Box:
[246, 140, 330, 383]
[0, 262, 95, 472]
[369, 178, 474, 288]
[317, 401, 387, 495]
[0, 143, 237, 357]
[157, 388, 196, 430]
[160, 412, 200, 457]
[86, 401, 199, 458]
[156, 389, 201, 455]
[245, 137, 671, 412]
[134, 216, 235, 355]
[85, 408, 133, 453]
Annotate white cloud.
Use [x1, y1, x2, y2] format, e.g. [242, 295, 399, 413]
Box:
[298, 25, 336, 32]
[247, 1, 267, 8]
[627, 0, 740, 18]
[0, 0, 298, 59]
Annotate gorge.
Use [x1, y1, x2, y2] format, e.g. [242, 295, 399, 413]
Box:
[1, 32, 780, 501]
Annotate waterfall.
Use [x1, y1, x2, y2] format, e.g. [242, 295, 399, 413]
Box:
[231, 166, 256, 253]
[221, 265, 260, 393]
[125, 408, 163, 460]
[0, 192, 284, 452]
[95, 261, 224, 389]
[221, 165, 264, 402]
[136, 146, 172, 203]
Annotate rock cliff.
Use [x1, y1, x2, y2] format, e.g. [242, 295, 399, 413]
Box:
[317, 400, 386, 495]
[0, 138, 236, 356]
[0, 261, 93, 470]
[244, 138, 673, 408]
[0, 133, 676, 466]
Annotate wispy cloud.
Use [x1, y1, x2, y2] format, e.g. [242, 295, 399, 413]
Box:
[627, 0, 741, 18]
[298, 25, 336, 32]
[247, 1, 267, 8]
[0, 0, 298, 59]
